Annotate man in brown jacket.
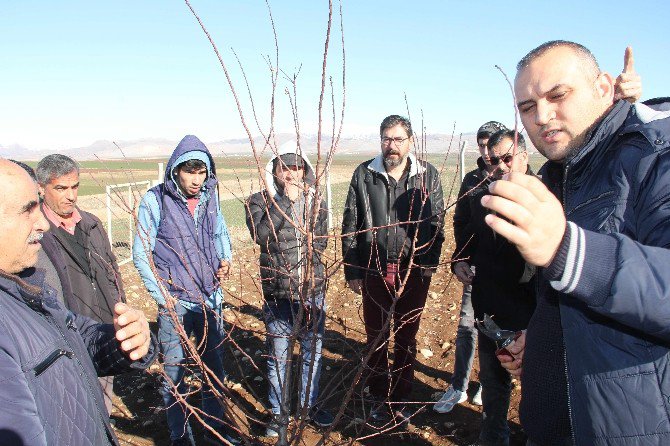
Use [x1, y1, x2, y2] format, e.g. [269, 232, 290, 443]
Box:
[36, 154, 126, 414]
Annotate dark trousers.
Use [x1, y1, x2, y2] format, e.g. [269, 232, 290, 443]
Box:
[478, 336, 512, 445]
[362, 267, 431, 401]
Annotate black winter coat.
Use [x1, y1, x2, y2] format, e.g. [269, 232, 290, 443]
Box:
[341, 154, 445, 280]
[42, 207, 126, 324]
[0, 270, 157, 446]
[246, 190, 328, 302]
[452, 161, 536, 331]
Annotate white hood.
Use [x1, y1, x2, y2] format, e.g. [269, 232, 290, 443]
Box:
[264, 140, 317, 198]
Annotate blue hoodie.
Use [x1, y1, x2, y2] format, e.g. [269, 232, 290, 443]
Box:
[132, 135, 232, 308]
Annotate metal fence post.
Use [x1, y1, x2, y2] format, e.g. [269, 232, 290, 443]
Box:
[459, 140, 467, 182]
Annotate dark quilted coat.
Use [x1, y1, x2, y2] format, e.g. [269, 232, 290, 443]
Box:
[0, 269, 157, 446]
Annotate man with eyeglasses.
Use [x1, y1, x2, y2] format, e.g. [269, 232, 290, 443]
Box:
[342, 114, 445, 425]
[434, 120, 506, 415]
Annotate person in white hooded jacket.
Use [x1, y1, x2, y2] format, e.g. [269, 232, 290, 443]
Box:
[245, 142, 333, 436]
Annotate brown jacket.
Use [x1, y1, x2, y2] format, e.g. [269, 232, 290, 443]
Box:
[42, 206, 126, 324]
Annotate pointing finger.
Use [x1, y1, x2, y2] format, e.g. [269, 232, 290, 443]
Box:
[623, 46, 635, 74]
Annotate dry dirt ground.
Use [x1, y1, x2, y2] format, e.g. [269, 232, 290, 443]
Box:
[110, 226, 526, 446]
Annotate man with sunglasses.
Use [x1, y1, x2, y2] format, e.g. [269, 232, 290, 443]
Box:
[443, 129, 536, 445]
[434, 120, 506, 414]
[342, 114, 445, 425]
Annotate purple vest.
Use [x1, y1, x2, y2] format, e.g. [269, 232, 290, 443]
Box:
[150, 183, 220, 303]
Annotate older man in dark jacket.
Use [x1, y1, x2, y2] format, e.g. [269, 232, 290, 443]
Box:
[36, 154, 127, 414]
[246, 142, 332, 436]
[0, 158, 156, 446]
[342, 115, 445, 423]
[486, 41, 670, 445]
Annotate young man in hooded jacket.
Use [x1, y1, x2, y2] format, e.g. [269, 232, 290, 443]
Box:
[245, 142, 333, 436]
[133, 135, 239, 446]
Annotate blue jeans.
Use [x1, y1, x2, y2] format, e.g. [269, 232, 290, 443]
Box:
[263, 297, 325, 414]
[451, 285, 478, 392]
[478, 335, 511, 446]
[157, 303, 228, 441]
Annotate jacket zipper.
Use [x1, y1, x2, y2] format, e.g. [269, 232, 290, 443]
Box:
[37, 310, 111, 443]
[33, 349, 74, 376]
[561, 162, 577, 445]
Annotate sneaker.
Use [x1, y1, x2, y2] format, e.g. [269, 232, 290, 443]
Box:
[203, 430, 242, 446]
[433, 385, 467, 413]
[308, 407, 335, 427]
[471, 384, 483, 406]
[265, 423, 280, 438]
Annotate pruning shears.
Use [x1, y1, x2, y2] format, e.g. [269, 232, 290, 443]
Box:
[475, 313, 523, 357]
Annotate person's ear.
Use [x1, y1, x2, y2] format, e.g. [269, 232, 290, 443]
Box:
[595, 72, 615, 101]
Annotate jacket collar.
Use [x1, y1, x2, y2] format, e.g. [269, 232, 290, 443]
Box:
[568, 98, 670, 170]
[0, 269, 45, 311]
[621, 101, 670, 150]
[366, 152, 426, 180]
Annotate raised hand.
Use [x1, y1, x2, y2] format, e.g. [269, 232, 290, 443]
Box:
[614, 46, 642, 103]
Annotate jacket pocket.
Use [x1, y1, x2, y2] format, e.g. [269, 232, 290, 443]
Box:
[33, 349, 74, 377]
[567, 190, 618, 233]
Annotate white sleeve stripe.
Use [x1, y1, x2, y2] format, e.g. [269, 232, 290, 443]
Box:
[550, 222, 585, 293]
[564, 225, 585, 294]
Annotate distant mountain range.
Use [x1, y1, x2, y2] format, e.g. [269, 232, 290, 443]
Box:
[3, 132, 534, 161]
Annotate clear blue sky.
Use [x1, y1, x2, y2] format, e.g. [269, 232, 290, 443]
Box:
[2, 0, 669, 151]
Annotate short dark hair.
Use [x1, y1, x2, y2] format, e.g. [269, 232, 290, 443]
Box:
[517, 40, 600, 80]
[380, 115, 412, 138]
[477, 121, 508, 140]
[9, 160, 37, 182]
[487, 129, 526, 153]
[177, 159, 207, 173]
[36, 154, 79, 185]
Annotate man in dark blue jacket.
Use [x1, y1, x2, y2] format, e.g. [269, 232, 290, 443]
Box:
[0, 158, 156, 446]
[484, 41, 670, 445]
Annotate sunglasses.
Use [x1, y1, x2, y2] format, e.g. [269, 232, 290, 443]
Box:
[489, 154, 514, 165]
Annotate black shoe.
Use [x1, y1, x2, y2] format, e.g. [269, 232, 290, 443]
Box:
[368, 403, 391, 425]
[171, 438, 193, 446]
[203, 430, 242, 446]
[308, 407, 335, 427]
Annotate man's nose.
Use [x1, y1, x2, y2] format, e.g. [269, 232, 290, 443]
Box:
[35, 210, 50, 232]
[534, 101, 555, 126]
[65, 189, 76, 202]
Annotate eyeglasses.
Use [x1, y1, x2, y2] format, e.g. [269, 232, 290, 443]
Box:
[381, 136, 409, 146]
[489, 154, 514, 165]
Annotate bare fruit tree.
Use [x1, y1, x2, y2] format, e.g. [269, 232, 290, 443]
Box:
[123, 1, 470, 445]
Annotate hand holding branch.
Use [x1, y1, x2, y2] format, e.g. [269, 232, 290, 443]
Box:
[114, 303, 151, 361]
[216, 259, 231, 281]
[481, 172, 566, 268]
